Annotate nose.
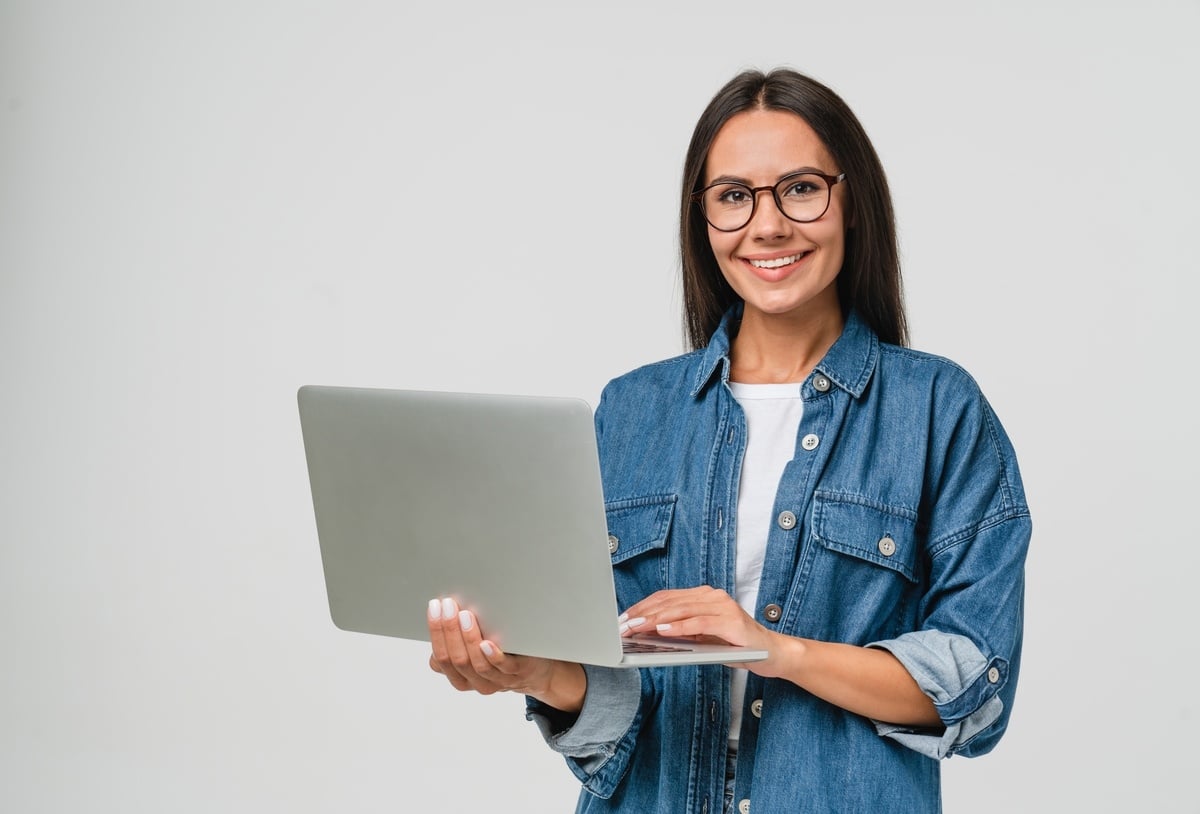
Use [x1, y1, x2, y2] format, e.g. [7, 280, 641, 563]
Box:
[747, 187, 788, 238]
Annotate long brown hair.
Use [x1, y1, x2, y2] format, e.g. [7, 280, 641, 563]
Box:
[680, 68, 908, 350]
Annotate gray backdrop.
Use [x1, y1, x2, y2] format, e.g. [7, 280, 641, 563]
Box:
[3, 1, 1197, 811]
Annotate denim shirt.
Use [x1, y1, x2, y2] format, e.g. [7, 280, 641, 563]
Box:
[527, 308, 1031, 814]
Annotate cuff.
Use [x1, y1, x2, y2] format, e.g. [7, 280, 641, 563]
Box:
[526, 664, 641, 767]
[868, 630, 1008, 759]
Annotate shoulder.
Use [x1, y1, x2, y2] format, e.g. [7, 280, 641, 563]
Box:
[599, 349, 707, 403]
[877, 342, 983, 392]
[873, 343, 1028, 519]
[871, 341, 1000, 423]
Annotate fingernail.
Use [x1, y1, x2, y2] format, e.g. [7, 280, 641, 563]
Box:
[617, 612, 629, 625]
[442, 597, 457, 618]
[619, 617, 645, 635]
[428, 598, 442, 620]
[458, 610, 473, 631]
[480, 641, 495, 656]
[656, 623, 672, 632]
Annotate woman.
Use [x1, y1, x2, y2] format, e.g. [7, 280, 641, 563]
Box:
[427, 67, 1031, 814]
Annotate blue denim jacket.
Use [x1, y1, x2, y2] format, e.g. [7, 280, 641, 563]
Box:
[527, 308, 1031, 814]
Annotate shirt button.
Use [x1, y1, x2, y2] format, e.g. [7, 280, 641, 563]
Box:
[750, 698, 763, 718]
[739, 800, 751, 814]
[801, 433, 819, 451]
[812, 374, 831, 392]
[607, 534, 619, 554]
[877, 536, 896, 557]
[987, 666, 1001, 684]
[763, 604, 782, 622]
[777, 510, 797, 530]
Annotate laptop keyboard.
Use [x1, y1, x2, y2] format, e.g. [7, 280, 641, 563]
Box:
[622, 639, 694, 654]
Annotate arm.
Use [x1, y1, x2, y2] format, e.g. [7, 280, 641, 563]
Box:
[771, 637, 940, 727]
[620, 587, 939, 727]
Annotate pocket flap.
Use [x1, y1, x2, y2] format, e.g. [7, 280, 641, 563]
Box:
[603, 494, 676, 565]
[812, 494, 919, 581]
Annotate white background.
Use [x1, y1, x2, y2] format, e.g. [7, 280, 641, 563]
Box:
[2, 1, 1197, 811]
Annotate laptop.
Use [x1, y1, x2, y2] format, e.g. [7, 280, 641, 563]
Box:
[296, 384, 767, 667]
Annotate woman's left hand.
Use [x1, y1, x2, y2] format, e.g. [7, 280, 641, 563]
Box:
[619, 586, 787, 677]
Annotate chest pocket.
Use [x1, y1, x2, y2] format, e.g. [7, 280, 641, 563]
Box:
[604, 494, 676, 604]
[812, 493, 919, 581]
[808, 493, 921, 641]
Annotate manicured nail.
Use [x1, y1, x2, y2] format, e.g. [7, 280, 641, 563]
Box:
[617, 612, 629, 625]
[442, 597, 457, 619]
[428, 598, 442, 620]
[656, 623, 672, 632]
[458, 610, 474, 631]
[619, 616, 645, 634]
[480, 641, 495, 656]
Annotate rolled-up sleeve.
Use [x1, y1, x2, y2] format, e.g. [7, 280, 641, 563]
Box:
[869, 510, 1031, 759]
[525, 664, 642, 793]
[869, 629, 1007, 758]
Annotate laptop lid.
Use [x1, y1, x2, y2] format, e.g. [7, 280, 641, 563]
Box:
[297, 385, 766, 667]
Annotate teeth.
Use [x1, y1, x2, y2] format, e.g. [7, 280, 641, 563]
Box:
[749, 253, 805, 269]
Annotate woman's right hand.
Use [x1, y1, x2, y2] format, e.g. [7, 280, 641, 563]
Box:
[426, 597, 587, 713]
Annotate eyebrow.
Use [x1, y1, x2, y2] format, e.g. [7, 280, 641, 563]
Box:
[706, 166, 828, 186]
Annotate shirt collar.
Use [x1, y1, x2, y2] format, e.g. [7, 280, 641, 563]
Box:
[689, 305, 879, 399]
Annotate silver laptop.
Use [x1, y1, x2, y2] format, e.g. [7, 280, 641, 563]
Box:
[296, 385, 767, 667]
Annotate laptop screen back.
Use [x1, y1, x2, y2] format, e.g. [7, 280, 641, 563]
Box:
[297, 385, 625, 665]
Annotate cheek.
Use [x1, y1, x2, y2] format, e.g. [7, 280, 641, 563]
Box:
[706, 227, 740, 261]
[809, 219, 846, 260]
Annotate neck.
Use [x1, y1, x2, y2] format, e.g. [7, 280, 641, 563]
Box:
[729, 307, 844, 384]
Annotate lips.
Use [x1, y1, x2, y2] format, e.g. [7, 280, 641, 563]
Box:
[747, 251, 810, 270]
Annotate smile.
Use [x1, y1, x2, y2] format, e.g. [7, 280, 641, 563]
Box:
[748, 252, 809, 269]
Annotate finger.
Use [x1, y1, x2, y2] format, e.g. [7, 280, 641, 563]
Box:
[456, 609, 506, 685]
[474, 641, 561, 699]
[437, 597, 475, 673]
[474, 638, 525, 686]
[618, 616, 647, 637]
[428, 597, 452, 663]
[656, 605, 765, 648]
[442, 601, 512, 694]
[428, 653, 471, 690]
[623, 586, 725, 621]
[623, 588, 733, 633]
[429, 600, 470, 686]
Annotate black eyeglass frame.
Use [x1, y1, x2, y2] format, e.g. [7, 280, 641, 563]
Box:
[691, 171, 847, 232]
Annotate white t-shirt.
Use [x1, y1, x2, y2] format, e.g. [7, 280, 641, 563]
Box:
[727, 382, 804, 744]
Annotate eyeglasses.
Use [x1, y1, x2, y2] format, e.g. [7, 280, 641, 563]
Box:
[692, 171, 846, 232]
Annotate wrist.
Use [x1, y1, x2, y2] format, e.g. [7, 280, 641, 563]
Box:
[770, 631, 809, 682]
[538, 661, 587, 713]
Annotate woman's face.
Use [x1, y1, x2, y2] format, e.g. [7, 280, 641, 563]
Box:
[703, 108, 847, 324]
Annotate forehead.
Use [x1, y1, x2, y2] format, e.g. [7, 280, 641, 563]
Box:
[705, 108, 834, 183]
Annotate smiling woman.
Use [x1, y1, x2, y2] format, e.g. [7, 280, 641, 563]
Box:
[699, 108, 848, 381]
[425, 68, 1031, 814]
